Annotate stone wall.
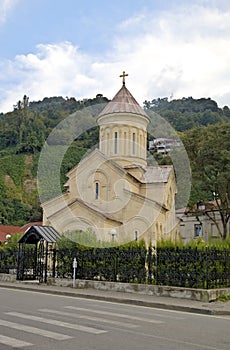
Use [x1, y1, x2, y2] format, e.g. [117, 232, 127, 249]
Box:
[48, 277, 230, 302]
[1, 273, 229, 302]
[0, 273, 17, 282]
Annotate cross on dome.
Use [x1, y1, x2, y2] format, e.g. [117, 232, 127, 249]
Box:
[119, 71, 128, 86]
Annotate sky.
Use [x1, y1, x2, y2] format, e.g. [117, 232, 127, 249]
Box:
[0, 0, 230, 113]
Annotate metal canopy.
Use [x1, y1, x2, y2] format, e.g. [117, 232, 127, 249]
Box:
[18, 225, 61, 244]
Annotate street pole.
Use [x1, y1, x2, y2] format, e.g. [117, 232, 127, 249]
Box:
[72, 257, 77, 288]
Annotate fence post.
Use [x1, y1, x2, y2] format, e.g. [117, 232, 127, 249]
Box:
[52, 248, 56, 278]
[155, 247, 158, 285]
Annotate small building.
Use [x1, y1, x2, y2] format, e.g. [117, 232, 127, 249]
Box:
[177, 201, 228, 242]
[149, 138, 181, 154]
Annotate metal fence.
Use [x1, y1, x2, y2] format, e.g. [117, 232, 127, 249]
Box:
[155, 247, 230, 289]
[55, 246, 147, 284]
[0, 248, 18, 274]
[0, 246, 230, 289]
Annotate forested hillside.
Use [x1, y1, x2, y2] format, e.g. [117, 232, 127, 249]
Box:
[0, 94, 107, 225]
[144, 96, 230, 131]
[0, 94, 229, 225]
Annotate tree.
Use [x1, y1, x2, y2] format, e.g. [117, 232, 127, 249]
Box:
[13, 96, 46, 153]
[182, 123, 230, 239]
[144, 96, 228, 132]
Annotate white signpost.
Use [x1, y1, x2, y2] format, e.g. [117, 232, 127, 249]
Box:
[72, 258, 77, 288]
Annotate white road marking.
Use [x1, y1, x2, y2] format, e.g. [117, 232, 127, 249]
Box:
[39, 308, 138, 328]
[65, 306, 164, 324]
[0, 334, 33, 348]
[6, 312, 107, 334]
[0, 319, 72, 340]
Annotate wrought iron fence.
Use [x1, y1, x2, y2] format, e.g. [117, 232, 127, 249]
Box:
[155, 247, 230, 289]
[155, 247, 206, 288]
[55, 245, 147, 284]
[206, 249, 230, 289]
[1, 245, 230, 289]
[0, 248, 18, 274]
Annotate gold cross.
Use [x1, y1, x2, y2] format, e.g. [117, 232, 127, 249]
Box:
[119, 71, 128, 86]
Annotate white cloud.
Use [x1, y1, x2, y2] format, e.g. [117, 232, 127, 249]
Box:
[0, 42, 101, 111]
[1, 3, 230, 112]
[111, 3, 230, 105]
[0, 0, 19, 24]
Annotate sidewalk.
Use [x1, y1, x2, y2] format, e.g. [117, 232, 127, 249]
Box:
[1, 280, 230, 316]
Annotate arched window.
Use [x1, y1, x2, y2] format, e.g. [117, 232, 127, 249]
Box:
[95, 182, 99, 200]
[124, 131, 127, 155]
[132, 132, 136, 155]
[114, 131, 118, 154]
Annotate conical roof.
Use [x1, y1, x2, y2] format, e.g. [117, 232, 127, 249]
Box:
[98, 85, 149, 118]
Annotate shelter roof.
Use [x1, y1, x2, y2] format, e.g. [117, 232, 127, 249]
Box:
[18, 225, 61, 244]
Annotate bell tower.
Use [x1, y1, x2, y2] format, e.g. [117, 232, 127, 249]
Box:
[97, 72, 149, 167]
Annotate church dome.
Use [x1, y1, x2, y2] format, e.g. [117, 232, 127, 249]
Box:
[97, 72, 149, 167]
[98, 84, 149, 119]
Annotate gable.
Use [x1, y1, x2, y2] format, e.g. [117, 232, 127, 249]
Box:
[69, 198, 123, 223]
[66, 148, 125, 180]
[18, 225, 61, 244]
[65, 148, 140, 202]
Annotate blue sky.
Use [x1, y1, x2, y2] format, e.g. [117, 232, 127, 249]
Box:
[0, 0, 230, 112]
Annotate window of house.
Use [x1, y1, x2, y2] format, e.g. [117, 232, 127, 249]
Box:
[194, 224, 202, 237]
[114, 131, 118, 154]
[132, 133, 136, 155]
[95, 182, 99, 200]
[134, 230, 138, 241]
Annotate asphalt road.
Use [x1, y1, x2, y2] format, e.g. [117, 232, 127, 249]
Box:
[0, 287, 229, 350]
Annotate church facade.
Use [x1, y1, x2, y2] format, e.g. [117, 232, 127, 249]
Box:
[42, 74, 179, 245]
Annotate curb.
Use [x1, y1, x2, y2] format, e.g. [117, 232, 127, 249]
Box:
[1, 283, 229, 316]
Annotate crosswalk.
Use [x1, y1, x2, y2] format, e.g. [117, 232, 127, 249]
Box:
[6, 312, 107, 335]
[0, 318, 72, 340]
[0, 335, 32, 349]
[0, 304, 167, 349]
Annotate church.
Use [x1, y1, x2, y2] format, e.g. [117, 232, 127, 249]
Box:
[42, 72, 179, 245]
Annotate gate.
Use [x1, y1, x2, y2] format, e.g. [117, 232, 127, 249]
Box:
[17, 225, 61, 283]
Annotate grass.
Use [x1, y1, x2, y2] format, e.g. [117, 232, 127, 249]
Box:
[216, 294, 230, 302]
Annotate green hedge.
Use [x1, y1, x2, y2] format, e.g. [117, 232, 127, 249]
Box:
[55, 238, 147, 283]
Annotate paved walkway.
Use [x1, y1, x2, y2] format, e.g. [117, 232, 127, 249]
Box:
[0, 281, 230, 315]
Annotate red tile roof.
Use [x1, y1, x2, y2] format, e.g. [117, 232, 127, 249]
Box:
[0, 226, 22, 242]
[20, 222, 43, 232]
[0, 222, 43, 242]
